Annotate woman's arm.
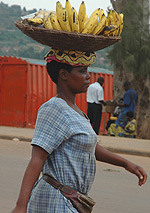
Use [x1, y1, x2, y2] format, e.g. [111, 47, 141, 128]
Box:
[11, 145, 48, 213]
[95, 144, 147, 186]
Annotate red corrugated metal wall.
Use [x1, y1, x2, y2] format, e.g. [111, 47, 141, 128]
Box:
[0, 57, 27, 127]
[0, 56, 113, 133]
[25, 63, 56, 128]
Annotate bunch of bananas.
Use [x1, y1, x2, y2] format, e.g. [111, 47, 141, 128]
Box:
[27, 0, 123, 37]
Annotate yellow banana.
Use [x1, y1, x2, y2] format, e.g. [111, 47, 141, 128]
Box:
[82, 12, 99, 34]
[107, 11, 115, 25]
[65, 0, 72, 27]
[56, 1, 63, 19]
[89, 8, 100, 19]
[111, 10, 120, 25]
[50, 12, 62, 30]
[78, 1, 86, 32]
[43, 11, 52, 19]
[44, 15, 53, 29]
[92, 14, 107, 35]
[27, 18, 43, 26]
[58, 8, 71, 32]
[99, 9, 105, 20]
[34, 10, 46, 19]
[71, 7, 79, 32]
[102, 25, 119, 36]
[34, 10, 55, 19]
[84, 14, 88, 22]
[118, 13, 124, 35]
[111, 10, 120, 36]
[83, 13, 88, 28]
[105, 17, 108, 27]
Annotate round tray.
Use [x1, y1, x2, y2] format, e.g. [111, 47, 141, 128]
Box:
[15, 20, 121, 52]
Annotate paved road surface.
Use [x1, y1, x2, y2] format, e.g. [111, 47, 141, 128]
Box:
[0, 139, 150, 213]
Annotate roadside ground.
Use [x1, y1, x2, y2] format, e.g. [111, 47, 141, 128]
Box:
[0, 126, 150, 157]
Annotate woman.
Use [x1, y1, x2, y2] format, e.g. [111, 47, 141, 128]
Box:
[12, 49, 147, 213]
[124, 111, 137, 138]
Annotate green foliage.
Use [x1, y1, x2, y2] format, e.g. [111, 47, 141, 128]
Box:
[16, 46, 50, 60]
[108, 0, 150, 77]
[91, 47, 113, 70]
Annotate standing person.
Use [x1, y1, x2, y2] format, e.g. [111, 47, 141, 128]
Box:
[115, 81, 138, 128]
[87, 77, 106, 134]
[11, 49, 147, 213]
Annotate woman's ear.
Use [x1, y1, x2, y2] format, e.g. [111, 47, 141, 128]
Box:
[59, 69, 69, 81]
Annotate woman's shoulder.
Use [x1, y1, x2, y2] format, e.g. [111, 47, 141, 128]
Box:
[39, 97, 68, 113]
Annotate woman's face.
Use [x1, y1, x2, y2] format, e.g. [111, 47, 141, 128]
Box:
[66, 66, 91, 94]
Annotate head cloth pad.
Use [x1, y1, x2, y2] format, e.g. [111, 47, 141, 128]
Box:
[44, 48, 96, 66]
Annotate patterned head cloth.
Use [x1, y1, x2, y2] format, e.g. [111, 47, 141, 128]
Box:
[44, 48, 96, 66]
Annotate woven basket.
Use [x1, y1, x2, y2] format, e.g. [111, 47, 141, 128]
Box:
[15, 20, 121, 52]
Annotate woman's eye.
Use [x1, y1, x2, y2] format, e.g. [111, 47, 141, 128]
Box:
[80, 69, 87, 74]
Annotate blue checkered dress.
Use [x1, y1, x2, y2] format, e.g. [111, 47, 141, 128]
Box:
[27, 97, 97, 212]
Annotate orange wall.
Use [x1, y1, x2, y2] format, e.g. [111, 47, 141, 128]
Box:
[0, 56, 113, 134]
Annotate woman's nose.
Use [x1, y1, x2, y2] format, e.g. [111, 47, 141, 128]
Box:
[86, 72, 91, 79]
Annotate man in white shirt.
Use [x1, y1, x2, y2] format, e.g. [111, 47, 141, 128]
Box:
[87, 77, 106, 134]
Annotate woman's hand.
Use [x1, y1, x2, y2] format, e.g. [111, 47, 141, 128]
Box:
[95, 144, 147, 186]
[125, 162, 147, 186]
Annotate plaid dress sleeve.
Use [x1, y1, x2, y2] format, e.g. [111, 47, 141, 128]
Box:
[31, 99, 72, 153]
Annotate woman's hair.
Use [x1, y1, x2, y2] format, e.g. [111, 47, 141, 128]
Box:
[46, 60, 73, 84]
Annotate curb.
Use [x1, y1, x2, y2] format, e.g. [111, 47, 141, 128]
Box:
[104, 146, 150, 157]
[0, 135, 32, 142]
[0, 134, 150, 157]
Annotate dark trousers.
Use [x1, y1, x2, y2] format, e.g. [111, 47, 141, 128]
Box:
[87, 102, 102, 135]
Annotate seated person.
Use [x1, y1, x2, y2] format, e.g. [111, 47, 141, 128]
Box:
[108, 111, 136, 138]
[107, 122, 124, 137]
[124, 111, 137, 138]
[106, 115, 118, 133]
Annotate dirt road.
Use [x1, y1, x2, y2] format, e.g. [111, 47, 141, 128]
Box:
[0, 139, 149, 213]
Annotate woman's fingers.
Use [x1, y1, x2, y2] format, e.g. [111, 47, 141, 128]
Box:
[136, 167, 147, 186]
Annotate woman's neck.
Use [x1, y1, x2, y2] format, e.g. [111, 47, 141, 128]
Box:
[56, 90, 76, 106]
[56, 90, 87, 118]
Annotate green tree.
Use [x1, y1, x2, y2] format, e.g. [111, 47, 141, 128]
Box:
[109, 0, 150, 139]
